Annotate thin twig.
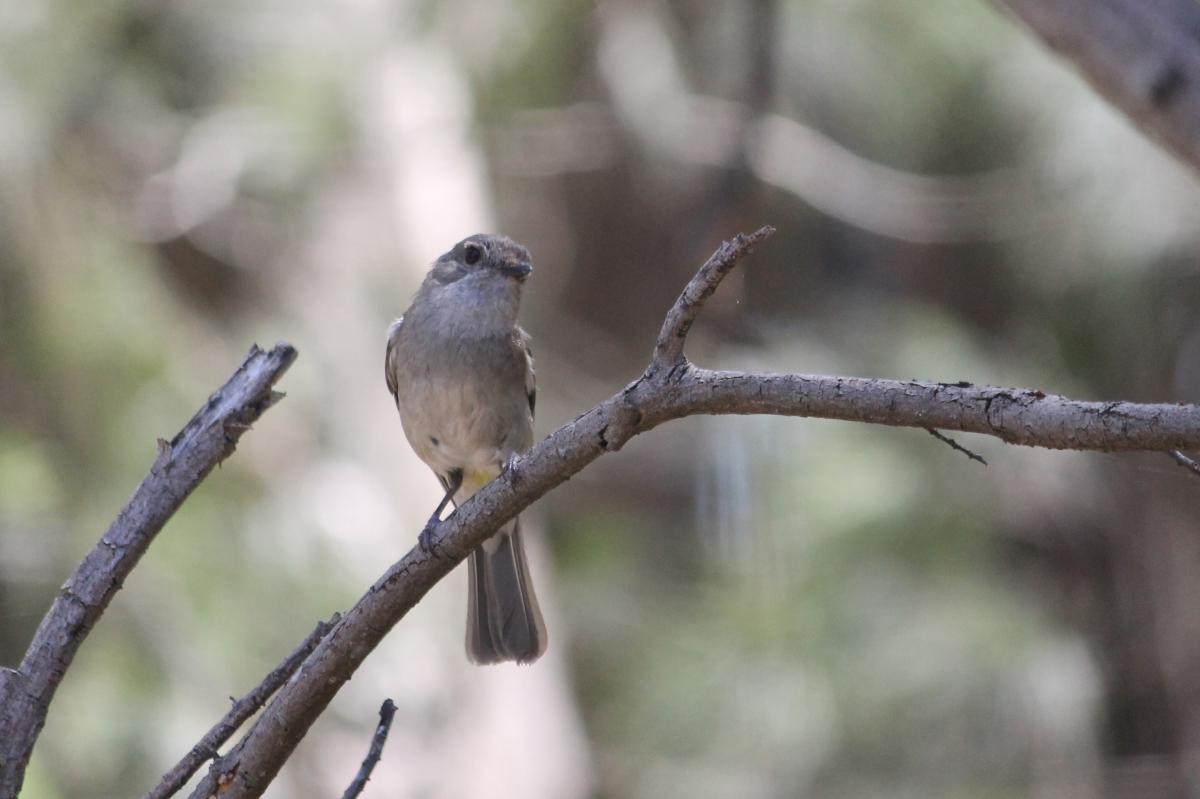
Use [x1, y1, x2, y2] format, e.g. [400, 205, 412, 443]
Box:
[143, 615, 338, 799]
[340, 699, 397, 799]
[0, 343, 298, 798]
[1169, 450, 1200, 478]
[925, 428, 989, 466]
[189, 232, 1200, 799]
[651, 225, 775, 370]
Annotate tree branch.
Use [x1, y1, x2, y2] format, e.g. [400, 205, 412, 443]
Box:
[1170, 449, 1200, 478]
[187, 230, 1200, 798]
[652, 226, 775, 370]
[340, 699, 397, 799]
[143, 615, 337, 799]
[666, 373, 1199, 452]
[991, 0, 1200, 174]
[0, 343, 297, 798]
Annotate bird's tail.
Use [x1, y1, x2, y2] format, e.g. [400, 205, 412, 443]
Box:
[465, 517, 547, 664]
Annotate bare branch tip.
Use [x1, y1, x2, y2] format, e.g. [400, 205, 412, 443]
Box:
[339, 698, 398, 799]
[243, 343, 298, 375]
[1169, 449, 1200, 478]
[652, 225, 776, 370]
[726, 226, 775, 257]
[268, 342, 299, 364]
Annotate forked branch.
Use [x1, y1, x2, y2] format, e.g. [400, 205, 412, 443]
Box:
[185, 229, 1200, 798]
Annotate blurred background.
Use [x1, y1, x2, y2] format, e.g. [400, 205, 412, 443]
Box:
[2, 0, 1200, 797]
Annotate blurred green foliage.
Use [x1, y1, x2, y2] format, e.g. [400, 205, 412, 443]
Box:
[2, 1, 1199, 797]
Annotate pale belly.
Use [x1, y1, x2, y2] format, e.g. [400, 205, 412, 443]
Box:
[395, 368, 531, 497]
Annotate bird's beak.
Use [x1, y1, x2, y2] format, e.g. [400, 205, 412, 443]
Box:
[498, 260, 533, 281]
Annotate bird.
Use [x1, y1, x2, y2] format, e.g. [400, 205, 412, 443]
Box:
[384, 234, 547, 664]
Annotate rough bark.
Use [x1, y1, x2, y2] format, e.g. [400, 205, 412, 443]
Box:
[0, 344, 297, 798]
[185, 229, 1200, 798]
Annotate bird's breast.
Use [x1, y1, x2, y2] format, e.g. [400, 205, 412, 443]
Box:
[391, 331, 532, 483]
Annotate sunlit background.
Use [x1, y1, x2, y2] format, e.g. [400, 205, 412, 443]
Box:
[3, 1, 1200, 797]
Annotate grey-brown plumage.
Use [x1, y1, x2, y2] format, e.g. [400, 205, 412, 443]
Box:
[385, 234, 547, 664]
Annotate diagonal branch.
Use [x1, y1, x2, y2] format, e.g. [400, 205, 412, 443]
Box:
[340, 699, 397, 799]
[187, 231, 1200, 799]
[0, 343, 297, 798]
[990, 0, 1200, 175]
[142, 615, 337, 799]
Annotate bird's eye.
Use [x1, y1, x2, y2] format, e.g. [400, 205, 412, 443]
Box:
[463, 243, 483, 265]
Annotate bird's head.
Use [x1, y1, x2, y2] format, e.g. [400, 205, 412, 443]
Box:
[430, 234, 533, 286]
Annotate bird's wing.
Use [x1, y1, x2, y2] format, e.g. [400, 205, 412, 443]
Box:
[384, 316, 404, 402]
[518, 326, 535, 419]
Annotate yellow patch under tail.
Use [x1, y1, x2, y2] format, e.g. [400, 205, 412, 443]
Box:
[462, 467, 501, 496]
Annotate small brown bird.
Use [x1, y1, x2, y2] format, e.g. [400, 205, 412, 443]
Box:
[385, 234, 547, 664]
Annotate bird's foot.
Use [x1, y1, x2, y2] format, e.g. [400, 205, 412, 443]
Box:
[501, 453, 522, 483]
[418, 517, 442, 556]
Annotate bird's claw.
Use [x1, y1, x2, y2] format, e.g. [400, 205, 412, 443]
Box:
[418, 519, 441, 556]
[501, 453, 522, 482]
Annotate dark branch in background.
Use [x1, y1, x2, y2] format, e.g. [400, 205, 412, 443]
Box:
[926, 428, 989, 466]
[189, 229, 1200, 799]
[340, 699, 397, 799]
[142, 615, 338, 799]
[0, 344, 297, 799]
[990, 0, 1200, 174]
[1170, 450, 1200, 478]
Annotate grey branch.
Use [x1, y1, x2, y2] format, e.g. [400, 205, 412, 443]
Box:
[188, 229, 1200, 798]
[991, 0, 1200, 174]
[670, 373, 1199, 452]
[1170, 450, 1200, 478]
[652, 226, 775, 369]
[142, 615, 337, 799]
[340, 699, 398, 799]
[0, 343, 297, 799]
